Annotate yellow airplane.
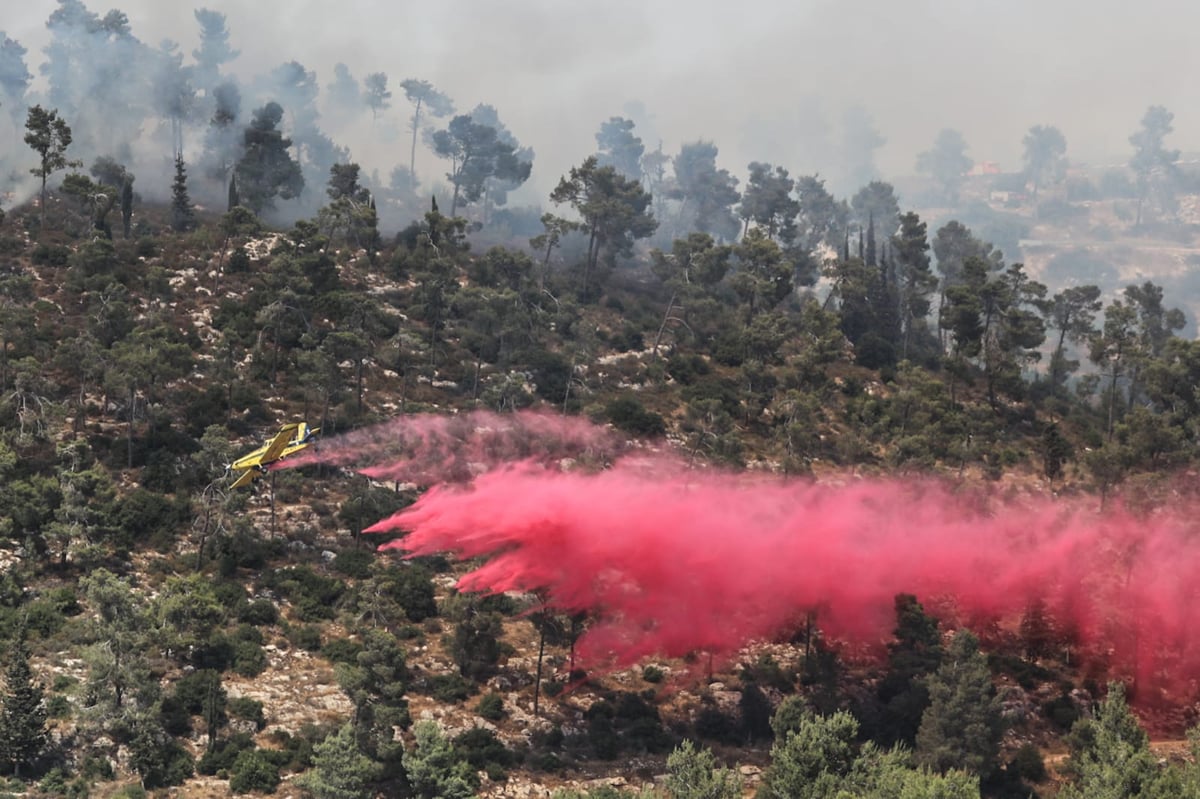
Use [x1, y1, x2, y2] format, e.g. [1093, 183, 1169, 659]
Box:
[227, 422, 319, 489]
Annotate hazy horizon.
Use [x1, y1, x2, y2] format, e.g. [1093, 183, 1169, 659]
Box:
[8, 0, 1200, 206]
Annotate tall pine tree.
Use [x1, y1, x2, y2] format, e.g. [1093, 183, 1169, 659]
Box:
[0, 628, 48, 778]
[915, 629, 1003, 779]
[171, 154, 196, 232]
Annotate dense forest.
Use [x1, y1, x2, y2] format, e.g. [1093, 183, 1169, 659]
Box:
[3, 3, 1200, 798]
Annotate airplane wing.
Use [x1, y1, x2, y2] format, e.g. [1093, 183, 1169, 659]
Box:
[258, 423, 300, 465]
[229, 424, 299, 471]
[229, 468, 260, 489]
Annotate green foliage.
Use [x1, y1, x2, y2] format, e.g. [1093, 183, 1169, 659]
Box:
[453, 726, 514, 779]
[447, 609, 504, 681]
[128, 720, 194, 789]
[236, 102, 304, 213]
[170, 155, 195, 232]
[231, 634, 268, 677]
[30, 243, 70, 266]
[287, 624, 323, 652]
[915, 630, 1004, 778]
[238, 598, 279, 627]
[876, 594, 944, 745]
[402, 720, 478, 799]
[25, 105, 81, 229]
[380, 564, 438, 624]
[228, 748, 280, 794]
[584, 692, 673, 759]
[477, 692, 504, 721]
[605, 395, 666, 437]
[295, 723, 379, 799]
[322, 637, 364, 665]
[550, 155, 657, 296]
[1058, 681, 1174, 799]
[0, 632, 47, 777]
[1010, 742, 1047, 783]
[1043, 690, 1082, 731]
[762, 704, 981, 799]
[664, 739, 741, 799]
[332, 548, 374, 578]
[197, 732, 255, 776]
[267, 566, 345, 621]
[334, 627, 410, 746]
[425, 673, 474, 703]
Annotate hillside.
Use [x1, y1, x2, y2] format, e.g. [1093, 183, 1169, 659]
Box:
[0, 183, 1199, 799]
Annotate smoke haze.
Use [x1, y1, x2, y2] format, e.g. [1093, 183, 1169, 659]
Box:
[8, 0, 1200, 208]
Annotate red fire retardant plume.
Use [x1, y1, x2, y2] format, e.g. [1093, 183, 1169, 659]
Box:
[276, 409, 623, 485]
[366, 459, 1200, 699]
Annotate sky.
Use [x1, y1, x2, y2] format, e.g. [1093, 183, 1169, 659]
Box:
[7, 0, 1200, 200]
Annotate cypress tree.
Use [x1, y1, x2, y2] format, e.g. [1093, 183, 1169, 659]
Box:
[120, 176, 134, 238]
[228, 173, 239, 211]
[171, 154, 196, 232]
[0, 629, 48, 778]
[865, 212, 876, 267]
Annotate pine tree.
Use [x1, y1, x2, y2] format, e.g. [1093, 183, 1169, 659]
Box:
[915, 630, 1003, 779]
[171, 154, 195, 232]
[1058, 681, 1173, 799]
[24, 104, 81, 233]
[665, 740, 741, 799]
[0, 629, 48, 778]
[295, 723, 379, 799]
[877, 594, 944, 745]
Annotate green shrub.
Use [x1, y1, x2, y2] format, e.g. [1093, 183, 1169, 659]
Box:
[642, 665, 664, 684]
[266, 728, 317, 771]
[31, 243, 70, 266]
[529, 751, 564, 772]
[332, 548, 374, 579]
[45, 693, 72, 719]
[115, 489, 189, 550]
[386, 564, 438, 623]
[605, 396, 666, 437]
[197, 732, 256, 776]
[21, 598, 67, 638]
[228, 696, 266, 730]
[666, 353, 710, 385]
[1043, 692, 1081, 731]
[267, 566, 344, 621]
[232, 638, 267, 677]
[454, 726, 514, 778]
[159, 694, 192, 736]
[172, 669, 224, 717]
[229, 749, 280, 794]
[1011, 742, 1047, 783]
[51, 674, 77, 692]
[477, 692, 504, 721]
[287, 624, 323, 652]
[132, 737, 193, 788]
[321, 637, 363, 665]
[213, 581, 250, 613]
[426, 673, 473, 703]
[238, 598, 279, 626]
